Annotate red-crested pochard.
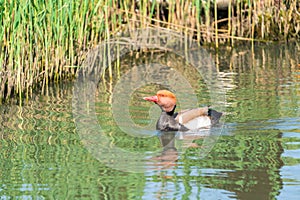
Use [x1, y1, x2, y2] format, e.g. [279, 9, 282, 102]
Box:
[143, 90, 222, 131]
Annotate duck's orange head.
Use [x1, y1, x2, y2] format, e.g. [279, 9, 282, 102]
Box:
[143, 90, 176, 112]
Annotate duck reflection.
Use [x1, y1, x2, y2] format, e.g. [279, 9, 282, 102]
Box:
[151, 128, 212, 169]
[151, 132, 178, 169]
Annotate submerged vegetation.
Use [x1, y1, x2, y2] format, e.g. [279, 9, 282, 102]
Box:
[0, 0, 299, 102]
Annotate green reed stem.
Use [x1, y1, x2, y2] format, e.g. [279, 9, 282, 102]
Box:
[0, 0, 299, 102]
[214, 0, 219, 48]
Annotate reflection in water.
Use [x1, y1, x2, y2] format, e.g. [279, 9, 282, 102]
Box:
[0, 42, 299, 199]
[151, 127, 219, 170]
[151, 132, 178, 169]
[213, 129, 284, 200]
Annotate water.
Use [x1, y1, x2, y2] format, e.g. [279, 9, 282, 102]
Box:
[0, 42, 299, 199]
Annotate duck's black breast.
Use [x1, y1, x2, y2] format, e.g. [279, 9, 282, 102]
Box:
[156, 112, 188, 132]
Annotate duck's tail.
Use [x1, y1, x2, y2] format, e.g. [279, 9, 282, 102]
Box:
[208, 108, 223, 125]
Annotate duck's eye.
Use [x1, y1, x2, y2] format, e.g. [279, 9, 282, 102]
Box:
[160, 94, 165, 97]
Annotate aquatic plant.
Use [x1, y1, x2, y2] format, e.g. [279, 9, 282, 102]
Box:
[0, 0, 299, 102]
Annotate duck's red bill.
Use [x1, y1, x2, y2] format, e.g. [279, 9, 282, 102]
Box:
[143, 95, 158, 103]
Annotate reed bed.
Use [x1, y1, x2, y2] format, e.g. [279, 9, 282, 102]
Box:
[0, 0, 299, 103]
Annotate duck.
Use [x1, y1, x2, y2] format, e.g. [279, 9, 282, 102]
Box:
[143, 90, 222, 131]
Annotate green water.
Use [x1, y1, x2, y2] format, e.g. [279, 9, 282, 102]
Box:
[1, 42, 299, 199]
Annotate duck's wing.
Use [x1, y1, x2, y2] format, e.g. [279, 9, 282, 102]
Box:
[174, 107, 209, 124]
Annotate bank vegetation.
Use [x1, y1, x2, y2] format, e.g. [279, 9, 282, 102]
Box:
[0, 0, 299, 102]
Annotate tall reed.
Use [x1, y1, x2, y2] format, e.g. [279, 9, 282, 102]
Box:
[0, 0, 299, 103]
